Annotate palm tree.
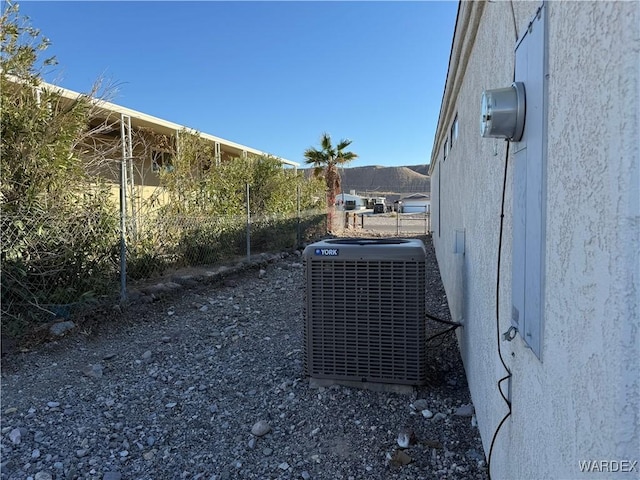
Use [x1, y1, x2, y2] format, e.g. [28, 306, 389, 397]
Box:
[304, 132, 358, 231]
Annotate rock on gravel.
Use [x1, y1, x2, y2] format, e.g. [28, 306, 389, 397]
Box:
[48, 321, 75, 337]
[455, 404, 475, 417]
[251, 420, 271, 437]
[0, 236, 487, 480]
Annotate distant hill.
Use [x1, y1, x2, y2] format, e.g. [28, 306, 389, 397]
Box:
[405, 165, 430, 176]
[304, 164, 430, 200]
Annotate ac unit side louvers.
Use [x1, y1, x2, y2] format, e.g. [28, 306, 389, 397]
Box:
[303, 238, 427, 386]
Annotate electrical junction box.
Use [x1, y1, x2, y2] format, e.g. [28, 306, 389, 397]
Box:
[302, 238, 428, 386]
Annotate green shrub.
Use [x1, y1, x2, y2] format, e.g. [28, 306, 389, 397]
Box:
[1, 4, 120, 335]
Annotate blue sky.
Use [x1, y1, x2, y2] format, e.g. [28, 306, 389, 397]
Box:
[16, 1, 458, 168]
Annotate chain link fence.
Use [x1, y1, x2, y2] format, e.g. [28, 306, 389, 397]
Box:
[1, 208, 121, 335]
[125, 208, 326, 281]
[1, 203, 326, 335]
[338, 211, 432, 236]
[2, 180, 428, 336]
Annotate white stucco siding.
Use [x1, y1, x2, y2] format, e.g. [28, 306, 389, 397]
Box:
[431, 1, 530, 472]
[430, 1, 639, 479]
[543, 1, 640, 473]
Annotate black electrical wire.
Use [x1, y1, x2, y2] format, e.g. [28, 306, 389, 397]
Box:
[426, 311, 463, 327]
[424, 312, 463, 344]
[426, 324, 459, 343]
[487, 142, 513, 480]
[486, 5, 521, 472]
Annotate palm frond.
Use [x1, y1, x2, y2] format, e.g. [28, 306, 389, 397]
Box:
[336, 138, 353, 151]
[336, 151, 358, 164]
[320, 132, 332, 153]
[303, 148, 327, 166]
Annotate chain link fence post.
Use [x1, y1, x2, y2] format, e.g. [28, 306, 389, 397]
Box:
[296, 185, 301, 249]
[246, 183, 251, 261]
[119, 123, 128, 303]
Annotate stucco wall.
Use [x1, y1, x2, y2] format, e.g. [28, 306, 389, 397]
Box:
[430, 2, 639, 479]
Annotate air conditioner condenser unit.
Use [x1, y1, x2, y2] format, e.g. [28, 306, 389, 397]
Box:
[303, 238, 427, 386]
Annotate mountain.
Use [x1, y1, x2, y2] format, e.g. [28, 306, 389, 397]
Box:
[405, 165, 430, 176]
[304, 165, 431, 199]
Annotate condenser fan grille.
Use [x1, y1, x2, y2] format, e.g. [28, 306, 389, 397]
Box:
[303, 239, 427, 386]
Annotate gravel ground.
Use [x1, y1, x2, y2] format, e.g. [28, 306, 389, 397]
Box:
[1, 234, 488, 480]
